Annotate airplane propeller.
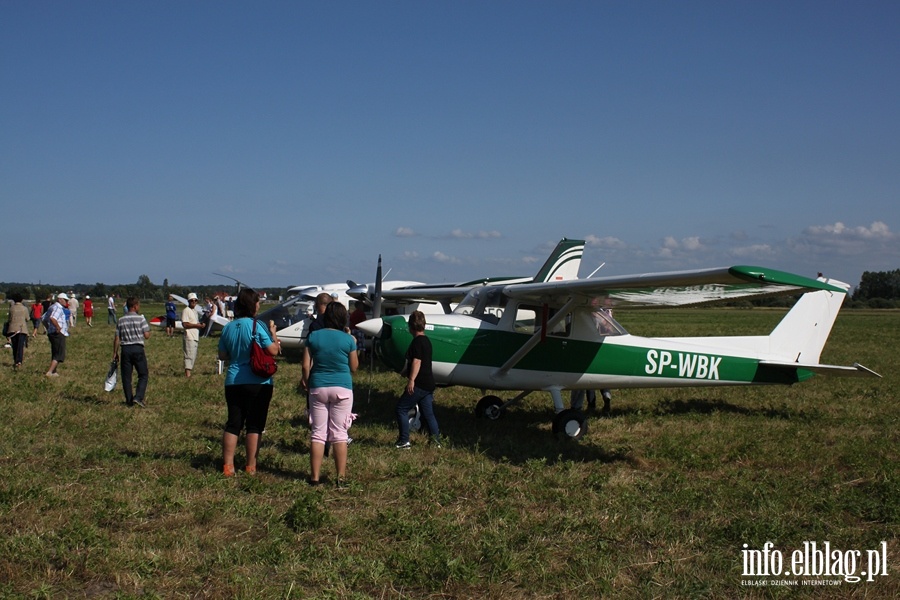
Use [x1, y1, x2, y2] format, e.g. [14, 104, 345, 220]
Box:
[213, 272, 246, 294]
[372, 254, 383, 320]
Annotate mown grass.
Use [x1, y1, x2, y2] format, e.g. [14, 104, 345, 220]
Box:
[0, 307, 897, 598]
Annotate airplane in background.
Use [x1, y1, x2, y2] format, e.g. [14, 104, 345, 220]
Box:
[348, 238, 585, 314]
[260, 280, 440, 352]
[358, 263, 881, 440]
[149, 293, 230, 333]
[269, 238, 587, 352]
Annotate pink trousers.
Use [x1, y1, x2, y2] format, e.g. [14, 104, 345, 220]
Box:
[309, 386, 354, 444]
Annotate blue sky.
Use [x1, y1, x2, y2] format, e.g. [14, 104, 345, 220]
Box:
[2, 1, 898, 290]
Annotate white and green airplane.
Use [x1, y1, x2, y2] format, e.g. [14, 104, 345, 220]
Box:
[357, 260, 880, 439]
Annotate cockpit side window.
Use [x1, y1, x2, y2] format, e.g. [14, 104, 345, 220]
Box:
[453, 287, 507, 324]
[590, 307, 626, 336]
[511, 304, 571, 337]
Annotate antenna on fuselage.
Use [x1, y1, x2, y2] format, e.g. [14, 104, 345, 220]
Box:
[587, 262, 607, 278]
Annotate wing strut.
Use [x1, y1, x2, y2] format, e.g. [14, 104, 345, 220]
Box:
[492, 297, 576, 379]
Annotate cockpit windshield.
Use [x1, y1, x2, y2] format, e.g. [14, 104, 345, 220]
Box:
[257, 295, 312, 331]
[590, 307, 627, 336]
[452, 287, 507, 324]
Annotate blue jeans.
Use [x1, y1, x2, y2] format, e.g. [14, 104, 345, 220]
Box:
[395, 386, 439, 444]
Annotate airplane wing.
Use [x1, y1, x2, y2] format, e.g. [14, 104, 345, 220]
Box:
[501, 266, 849, 308]
[369, 278, 532, 305]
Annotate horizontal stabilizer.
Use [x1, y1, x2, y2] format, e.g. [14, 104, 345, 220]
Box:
[759, 361, 881, 378]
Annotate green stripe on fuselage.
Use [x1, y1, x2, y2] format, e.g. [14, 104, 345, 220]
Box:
[377, 315, 814, 386]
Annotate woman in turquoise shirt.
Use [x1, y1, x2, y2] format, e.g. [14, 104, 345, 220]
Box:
[302, 301, 358, 486]
[217, 288, 280, 477]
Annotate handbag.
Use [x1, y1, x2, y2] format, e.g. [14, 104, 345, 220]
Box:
[104, 359, 118, 392]
[249, 319, 277, 378]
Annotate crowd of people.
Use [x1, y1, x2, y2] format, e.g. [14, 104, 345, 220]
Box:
[4, 289, 442, 487]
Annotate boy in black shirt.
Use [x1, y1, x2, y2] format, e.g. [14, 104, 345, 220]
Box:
[395, 311, 440, 448]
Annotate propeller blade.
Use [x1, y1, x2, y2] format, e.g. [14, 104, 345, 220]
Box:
[372, 254, 383, 319]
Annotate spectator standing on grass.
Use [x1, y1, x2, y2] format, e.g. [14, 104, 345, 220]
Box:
[113, 297, 151, 408]
[165, 295, 178, 338]
[44, 293, 69, 377]
[107, 295, 117, 324]
[349, 301, 368, 361]
[182, 293, 204, 378]
[302, 301, 358, 487]
[217, 288, 280, 477]
[5, 292, 30, 371]
[395, 311, 440, 449]
[67, 293, 78, 328]
[306, 292, 332, 336]
[30, 297, 43, 337]
[82, 295, 93, 327]
[202, 296, 218, 338]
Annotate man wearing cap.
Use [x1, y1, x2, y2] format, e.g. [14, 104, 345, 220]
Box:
[67, 293, 78, 328]
[45, 293, 70, 377]
[182, 293, 204, 377]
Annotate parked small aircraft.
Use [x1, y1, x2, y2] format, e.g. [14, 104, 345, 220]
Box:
[261, 280, 441, 351]
[149, 293, 230, 333]
[348, 237, 585, 314]
[357, 263, 880, 439]
[271, 238, 587, 351]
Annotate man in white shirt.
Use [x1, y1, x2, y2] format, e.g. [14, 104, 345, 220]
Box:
[182, 293, 204, 377]
[45, 293, 70, 377]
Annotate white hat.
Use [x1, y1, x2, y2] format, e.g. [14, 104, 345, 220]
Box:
[187, 293, 198, 300]
[57, 292, 69, 301]
[85, 295, 90, 299]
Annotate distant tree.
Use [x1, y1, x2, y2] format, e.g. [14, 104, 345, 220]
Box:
[853, 269, 900, 302]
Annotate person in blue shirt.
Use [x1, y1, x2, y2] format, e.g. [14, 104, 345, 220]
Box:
[164, 295, 178, 338]
[302, 301, 358, 486]
[217, 288, 280, 477]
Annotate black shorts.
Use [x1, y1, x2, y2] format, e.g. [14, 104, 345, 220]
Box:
[49, 333, 67, 363]
[224, 384, 273, 436]
[166, 316, 176, 327]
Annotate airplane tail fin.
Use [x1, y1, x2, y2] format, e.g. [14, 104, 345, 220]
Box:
[768, 277, 850, 363]
[531, 238, 585, 283]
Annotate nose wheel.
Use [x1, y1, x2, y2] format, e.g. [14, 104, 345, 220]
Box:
[552, 409, 588, 440]
[475, 395, 503, 420]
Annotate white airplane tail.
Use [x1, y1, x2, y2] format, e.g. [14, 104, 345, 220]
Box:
[767, 278, 849, 363]
[531, 238, 584, 283]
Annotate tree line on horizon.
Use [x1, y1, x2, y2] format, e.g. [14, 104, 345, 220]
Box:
[0, 274, 292, 304]
[2, 270, 900, 309]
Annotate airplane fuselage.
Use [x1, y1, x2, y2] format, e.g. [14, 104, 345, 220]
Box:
[372, 312, 813, 393]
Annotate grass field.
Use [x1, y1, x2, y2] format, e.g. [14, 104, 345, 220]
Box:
[0, 306, 896, 598]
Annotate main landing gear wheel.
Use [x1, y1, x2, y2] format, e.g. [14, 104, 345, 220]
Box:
[552, 409, 588, 440]
[475, 395, 503, 420]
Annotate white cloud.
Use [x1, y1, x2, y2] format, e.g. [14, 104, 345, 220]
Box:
[432, 251, 461, 265]
[805, 221, 893, 240]
[657, 235, 705, 257]
[448, 229, 502, 240]
[394, 227, 416, 237]
[682, 236, 702, 251]
[402, 250, 419, 260]
[791, 221, 897, 257]
[585, 234, 626, 249]
[730, 244, 775, 258]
